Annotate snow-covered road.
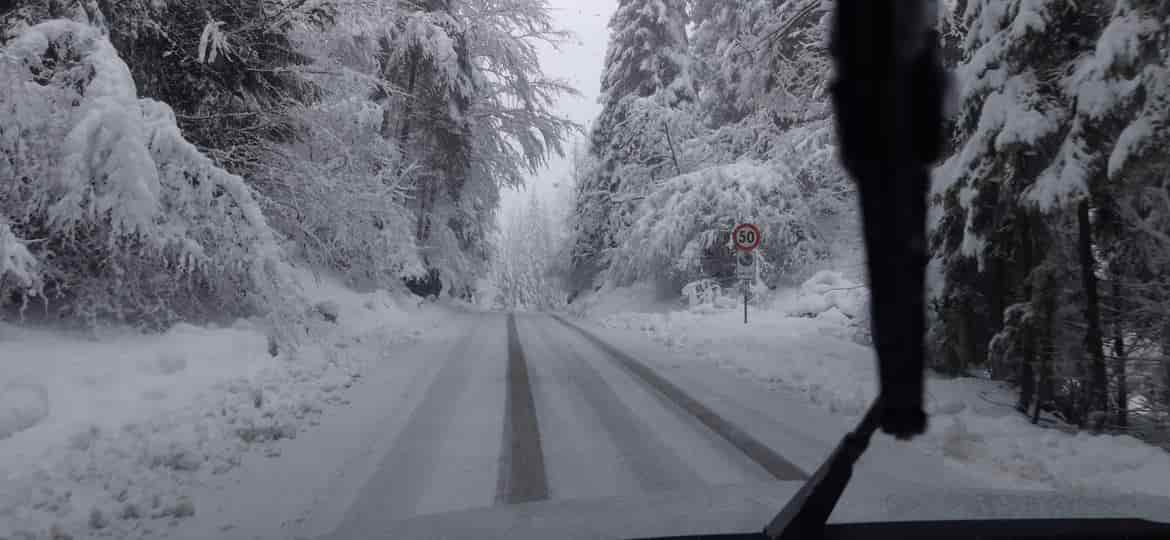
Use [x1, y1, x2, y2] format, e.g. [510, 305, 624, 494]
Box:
[161, 310, 990, 540]
[157, 308, 1169, 540]
[320, 312, 808, 539]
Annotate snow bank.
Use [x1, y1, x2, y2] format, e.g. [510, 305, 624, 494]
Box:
[936, 391, 1170, 497]
[568, 282, 680, 318]
[0, 268, 436, 539]
[597, 306, 878, 416]
[590, 276, 1170, 499]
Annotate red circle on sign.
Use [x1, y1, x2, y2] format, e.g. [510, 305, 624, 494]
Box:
[733, 223, 761, 252]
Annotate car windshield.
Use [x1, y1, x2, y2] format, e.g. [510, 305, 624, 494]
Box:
[1, 1, 1169, 539]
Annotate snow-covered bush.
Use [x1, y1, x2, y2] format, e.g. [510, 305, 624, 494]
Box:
[682, 278, 722, 308]
[0, 221, 42, 303]
[608, 162, 827, 289]
[0, 21, 294, 328]
[784, 270, 872, 344]
[790, 270, 869, 318]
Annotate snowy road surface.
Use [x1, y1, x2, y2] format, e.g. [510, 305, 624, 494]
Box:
[167, 309, 1168, 540]
[321, 312, 806, 539]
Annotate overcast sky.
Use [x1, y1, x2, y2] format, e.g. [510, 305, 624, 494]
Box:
[498, 0, 618, 221]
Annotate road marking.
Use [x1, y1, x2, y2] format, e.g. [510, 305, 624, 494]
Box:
[497, 314, 549, 503]
[550, 314, 808, 482]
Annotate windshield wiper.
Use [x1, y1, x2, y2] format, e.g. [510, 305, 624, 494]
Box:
[763, 399, 883, 539]
[759, 0, 942, 533]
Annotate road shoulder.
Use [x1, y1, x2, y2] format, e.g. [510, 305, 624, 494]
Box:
[167, 308, 476, 540]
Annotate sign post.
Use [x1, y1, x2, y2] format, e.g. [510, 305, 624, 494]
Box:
[733, 223, 762, 324]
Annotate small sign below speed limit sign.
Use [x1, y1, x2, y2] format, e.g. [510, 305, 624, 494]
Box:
[733, 223, 762, 252]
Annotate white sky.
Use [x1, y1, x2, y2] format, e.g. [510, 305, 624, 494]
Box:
[498, 0, 618, 223]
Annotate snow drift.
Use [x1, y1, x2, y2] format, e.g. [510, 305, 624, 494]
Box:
[0, 268, 437, 539]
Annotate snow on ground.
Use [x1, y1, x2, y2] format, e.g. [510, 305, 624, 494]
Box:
[579, 272, 1170, 500]
[0, 267, 444, 539]
[568, 282, 679, 318]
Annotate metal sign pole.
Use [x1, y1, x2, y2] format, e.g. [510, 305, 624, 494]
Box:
[743, 280, 748, 324]
[732, 223, 761, 326]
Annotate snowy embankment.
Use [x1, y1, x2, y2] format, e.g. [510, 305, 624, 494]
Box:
[0, 269, 443, 539]
[580, 272, 1170, 500]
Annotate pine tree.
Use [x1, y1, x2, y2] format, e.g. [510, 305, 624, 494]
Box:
[937, 0, 1170, 428]
[569, 0, 695, 294]
[689, 0, 759, 127]
[0, 20, 296, 328]
[934, 0, 1101, 383]
[272, 0, 577, 297]
[751, 0, 831, 130]
[1, 0, 332, 175]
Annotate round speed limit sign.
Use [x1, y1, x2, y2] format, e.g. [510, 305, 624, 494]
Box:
[733, 223, 762, 252]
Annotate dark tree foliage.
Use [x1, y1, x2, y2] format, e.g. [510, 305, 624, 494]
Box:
[2, 0, 332, 174]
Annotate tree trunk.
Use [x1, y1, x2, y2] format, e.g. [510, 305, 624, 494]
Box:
[1033, 264, 1056, 425]
[1034, 319, 1051, 425]
[398, 46, 420, 159]
[990, 254, 1007, 379]
[1112, 277, 1127, 427]
[1078, 199, 1108, 418]
[1018, 214, 1035, 414]
[1035, 322, 1054, 425]
[390, 47, 431, 243]
[955, 302, 973, 376]
[1162, 319, 1170, 410]
[663, 122, 681, 176]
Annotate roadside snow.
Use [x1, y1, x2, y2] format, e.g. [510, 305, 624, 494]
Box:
[0, 267, 441, 539]
[583, 273, 1170, 500]
[569, 282, 679, 317]
[0, 383, 49, 441]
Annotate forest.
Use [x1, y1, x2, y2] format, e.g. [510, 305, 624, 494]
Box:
[563, 0, 1170, 439]
[0, 0, 577, 337]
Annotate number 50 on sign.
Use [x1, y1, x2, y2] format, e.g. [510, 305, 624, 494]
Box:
[733, 223, 761, 252]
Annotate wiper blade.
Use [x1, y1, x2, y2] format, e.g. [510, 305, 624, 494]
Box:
[761, 0, 942, 534]
[763, 398, 883, 540]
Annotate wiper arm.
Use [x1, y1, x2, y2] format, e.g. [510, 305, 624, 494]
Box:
[763, 398, 883, 540]
[762, 1, 943, 535]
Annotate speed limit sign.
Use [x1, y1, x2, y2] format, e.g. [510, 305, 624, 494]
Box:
[733, 223, 762, 252]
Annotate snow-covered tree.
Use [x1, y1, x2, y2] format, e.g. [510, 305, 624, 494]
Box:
[246, 0, 576, 296]
[2, 0, 333, 175]
[932, 0, 1093, 376]
[607, 162, 826, 291]
[0, 20, 295, 328]
[569, 0, 696, 294]
[934, 0, 1170, 428]
[491, 192, 568, 310]
[440, 0, 579, 295]
[690, 0, 756, 127]
[566, 0, 853, 301]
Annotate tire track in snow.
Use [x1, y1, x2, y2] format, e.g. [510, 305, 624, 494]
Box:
[330, 319, 481, 532]
[528, 315, 706, 493]
[550, 314, 807, 482]
[496, 313, 549, 504]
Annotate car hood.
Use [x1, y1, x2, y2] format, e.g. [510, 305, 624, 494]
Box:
[319, 480, 1170, 540]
